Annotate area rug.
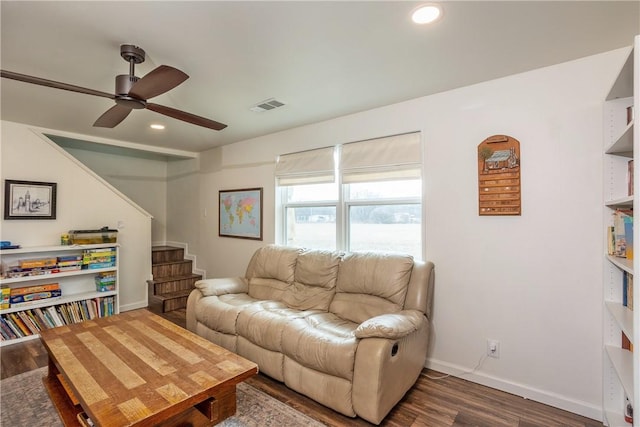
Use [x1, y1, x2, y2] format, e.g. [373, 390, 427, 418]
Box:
[1, 367, 325, 427]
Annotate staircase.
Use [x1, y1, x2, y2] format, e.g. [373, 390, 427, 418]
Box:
[148, 246, 202, 313]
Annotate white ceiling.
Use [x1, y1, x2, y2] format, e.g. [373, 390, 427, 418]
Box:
[1, 1, 639, 154]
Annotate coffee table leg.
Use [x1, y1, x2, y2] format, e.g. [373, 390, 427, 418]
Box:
[196, 386, 237, 423]
[43, 356, 83, 427]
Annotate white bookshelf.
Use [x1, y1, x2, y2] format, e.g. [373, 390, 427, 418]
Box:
[603, 35, 639, 427]
[0, 243, 119, 347]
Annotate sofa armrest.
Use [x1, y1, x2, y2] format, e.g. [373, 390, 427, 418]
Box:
[195, 277, 248, 297]
[354, 310, 424, 340]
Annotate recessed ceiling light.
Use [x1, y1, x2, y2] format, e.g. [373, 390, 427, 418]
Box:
[150, 124, 165, 130]
[411, 4, 443, 25]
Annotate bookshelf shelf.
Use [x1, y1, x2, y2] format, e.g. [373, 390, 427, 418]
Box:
[606, 255, 634, 275]
[605, 121, 634, 156]
[605, 301, 634, 342]
[0, 290, 117, 316]
[602, 35, 639, 427]
[606, 195, 634, 209]
[606, 345, 635, 401]
[0, 266, 117, 285]
[0, 243, 119, 346]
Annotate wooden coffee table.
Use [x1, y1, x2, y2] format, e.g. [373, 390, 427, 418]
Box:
[39, 309, 258, 426]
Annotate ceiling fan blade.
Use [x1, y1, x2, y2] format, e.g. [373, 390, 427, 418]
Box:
[93, 104, 133, 128]
[147, 103, 227, 131]
[1, 69, 115, 99]
[128, 65, 188, 100]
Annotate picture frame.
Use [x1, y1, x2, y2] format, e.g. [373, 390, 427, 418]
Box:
[219, 187, 263, 240]
[4, 179, 57, 220]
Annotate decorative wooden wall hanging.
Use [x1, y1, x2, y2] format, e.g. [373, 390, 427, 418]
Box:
[477, 135, 521, 215]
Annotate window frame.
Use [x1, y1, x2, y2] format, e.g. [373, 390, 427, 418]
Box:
[276, 133, 424, 259]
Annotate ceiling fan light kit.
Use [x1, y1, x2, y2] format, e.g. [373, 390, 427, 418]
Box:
[0, 44, 227, 132]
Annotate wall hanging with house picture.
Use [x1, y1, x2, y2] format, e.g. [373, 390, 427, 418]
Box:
[219, 187, 263, 240]
[4, 179, 57, 220]
[477, 135, 521, 215]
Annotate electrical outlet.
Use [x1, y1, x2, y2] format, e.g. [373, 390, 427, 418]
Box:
[487, 339, 500, 358]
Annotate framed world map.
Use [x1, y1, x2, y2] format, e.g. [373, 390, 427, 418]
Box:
[219, 187, 263, 240]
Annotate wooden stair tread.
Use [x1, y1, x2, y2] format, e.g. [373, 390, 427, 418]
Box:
[153, 259, 193, 266]
[152, 246, 183, 251]
[151, 289, 194, 300]
[149, 274, 202, 284]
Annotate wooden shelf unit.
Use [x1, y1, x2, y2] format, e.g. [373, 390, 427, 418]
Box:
[602, 35, 639, 427]
[0, 243, 119, 347]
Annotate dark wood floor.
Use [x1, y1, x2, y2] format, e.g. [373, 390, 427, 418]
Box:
[1, 308, 603, 427]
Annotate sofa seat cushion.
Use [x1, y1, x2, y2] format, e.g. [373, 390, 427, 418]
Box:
[281, 313, 358, 380]
[195, 293, 259, 335]
[330, 252, 414, 324]
[236, 301, 319, 352]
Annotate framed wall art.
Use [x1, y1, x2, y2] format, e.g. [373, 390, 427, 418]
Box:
[4, 179, 57, 220]
[219, 187, 263, 240]
[477, 135, 521, 216]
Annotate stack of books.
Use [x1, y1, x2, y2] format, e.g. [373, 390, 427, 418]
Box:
[0, 296, 116, 341]
[1, 255, 85, 279]
[56, 255, 82, 272]
[8, 283, 61, 308]
[82, 248, 116, 270]
[610, 210, 634, 260]
[95, 272, 116, 292]
[2, 257, 58, 278]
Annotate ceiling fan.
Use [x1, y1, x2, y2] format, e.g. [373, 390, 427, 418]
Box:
[0, 44, 227, 131]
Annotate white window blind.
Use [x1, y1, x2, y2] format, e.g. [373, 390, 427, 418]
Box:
[275, 146, 335, 186]
[340, 132, 422, 183]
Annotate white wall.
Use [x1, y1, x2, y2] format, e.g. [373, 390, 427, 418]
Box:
[62, 148, 168, 243]
[0, 121, 153, 311]
[167, 47, 632, 420]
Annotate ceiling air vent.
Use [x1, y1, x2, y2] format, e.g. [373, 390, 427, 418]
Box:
[250, 98, 285, 112]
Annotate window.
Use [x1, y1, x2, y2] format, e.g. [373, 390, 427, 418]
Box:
[276, 132, 423, 259]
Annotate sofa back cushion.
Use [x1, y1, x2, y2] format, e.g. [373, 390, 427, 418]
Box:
[330, 252, 413, 324]
[246, 245, 301, 301]
[281, 249, 342, 311]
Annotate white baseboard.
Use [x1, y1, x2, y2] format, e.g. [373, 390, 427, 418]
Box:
[425, 358, 603, 422]
[120, 300, 149, 312]
[164, 240, 207, 279]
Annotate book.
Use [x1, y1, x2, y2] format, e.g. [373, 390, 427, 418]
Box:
[1, 286, 10, 309]
[614, 210, 632, 258]
[10, 283, 59, 296]
[628, 274, 634, 311]
[18, 257, 57, 269]
[629, 159, 634, 196]
[607, 226, 616, 256]
[9, 313, 31, 336]
[46, 306, 64, 327]
[625, 215, 634, 260]
[10, 289, 62, 305]
[2, 315, 22, 337]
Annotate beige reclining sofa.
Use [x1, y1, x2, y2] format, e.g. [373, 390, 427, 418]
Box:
[186, 245, 435, 424]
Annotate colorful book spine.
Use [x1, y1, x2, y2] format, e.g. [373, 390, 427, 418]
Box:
[10, 289, 62, 305]
[10, 283, 60, 296]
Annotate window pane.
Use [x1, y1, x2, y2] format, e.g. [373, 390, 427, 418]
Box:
[285, 206, 336, 250]
[347, 180, 421, 200]
[285, 183, 338, 203]
[349, 204, 421, 258]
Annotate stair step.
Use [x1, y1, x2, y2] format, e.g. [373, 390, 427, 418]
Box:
[149, 275, 201, 295]
[149, 246, 199, 313]
[152, 260, 194, 278]
[152, 246, 185, 264]
[151, 273, 202, 285]
[148, 289, 193, 314]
